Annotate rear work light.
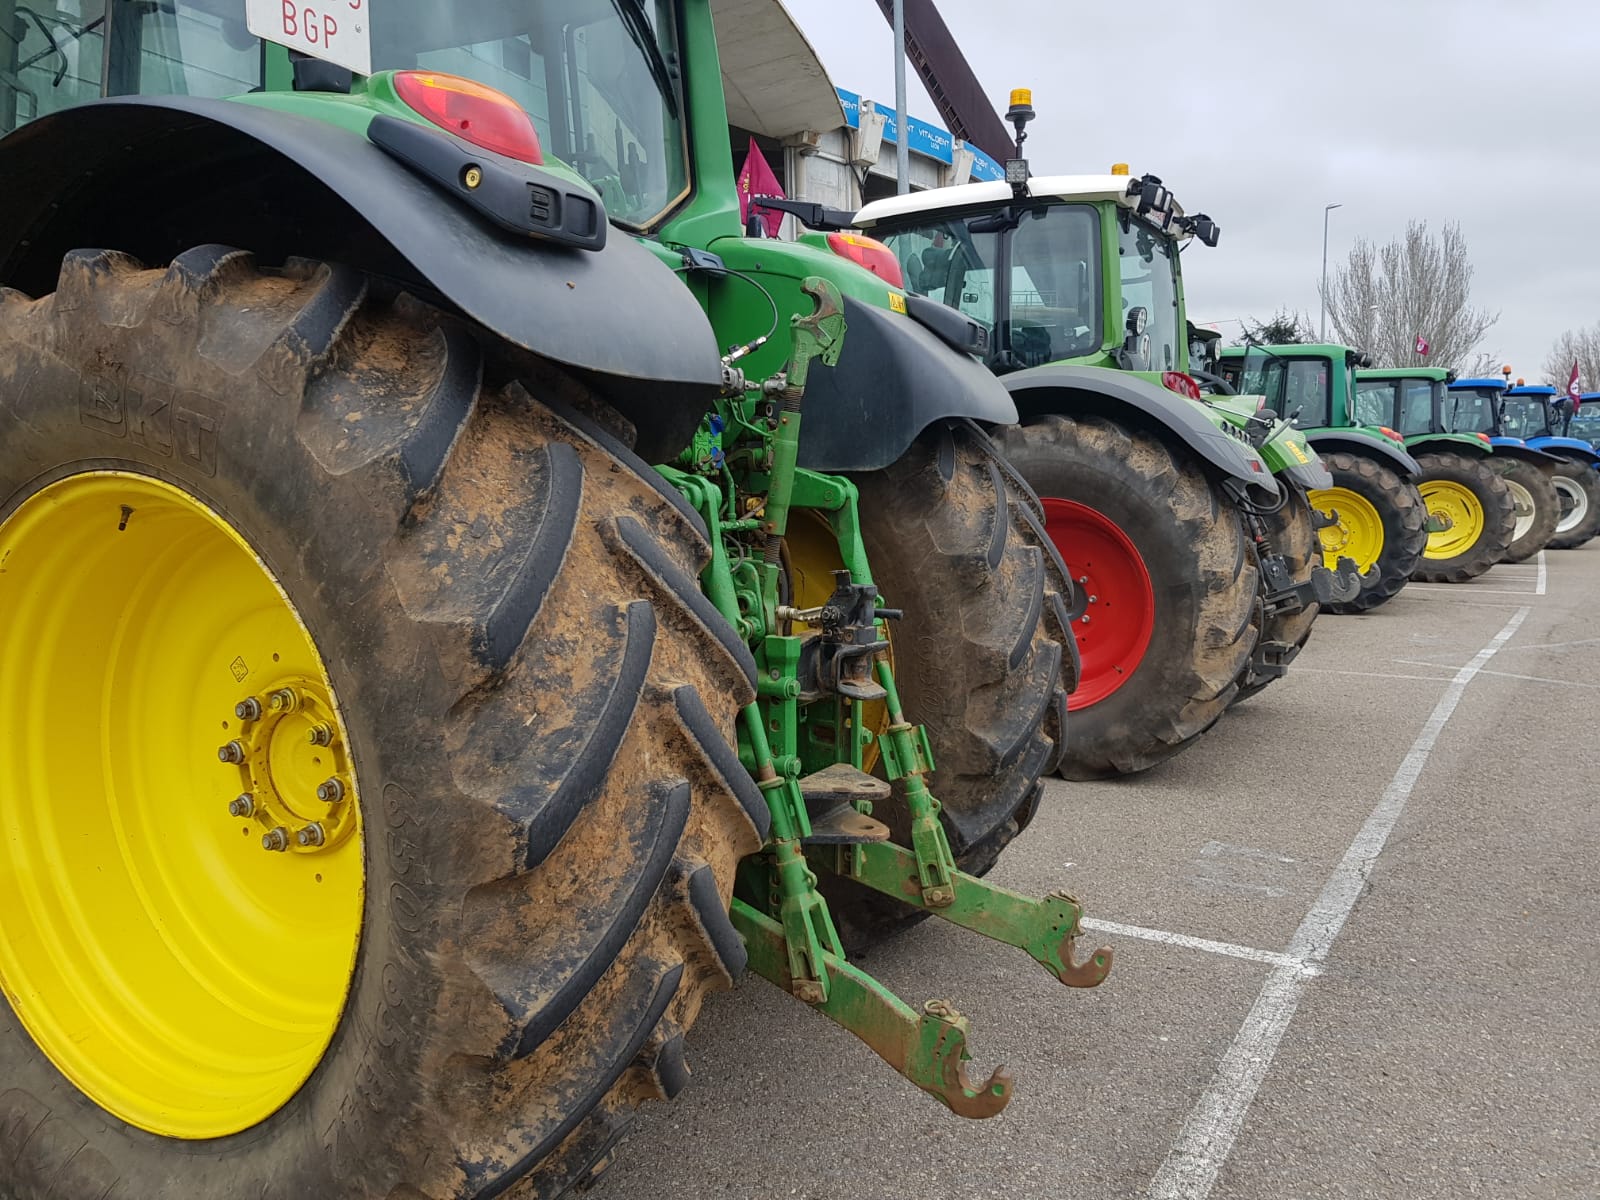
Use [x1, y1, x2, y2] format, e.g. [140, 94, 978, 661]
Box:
[393, 71, 543, 165]
[825, 232, 905, 288]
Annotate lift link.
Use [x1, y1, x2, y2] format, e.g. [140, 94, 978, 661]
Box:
[841, 842, 1113, 989]
[869, 659, 958, 906]
[732, 900, 1013, 1118]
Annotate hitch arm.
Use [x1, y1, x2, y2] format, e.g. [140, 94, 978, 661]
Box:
[837, 841, 1113, 988]
[733, 900, 1013, 1118]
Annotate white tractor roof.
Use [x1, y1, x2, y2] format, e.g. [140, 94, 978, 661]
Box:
[855, 174, 1185, 228]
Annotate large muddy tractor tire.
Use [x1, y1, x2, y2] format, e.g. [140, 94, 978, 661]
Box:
[1232, 486, 1320, 705]
[1545, 458, 1600, 549]
[821, 423, 1068, 947]
[993, 414, 1258, 779]
[1411, 451, 1516, 583]
[1492, 456, 1559, 563]
[0, 247, 767, 1200]
[1309, 451, 1428, 614]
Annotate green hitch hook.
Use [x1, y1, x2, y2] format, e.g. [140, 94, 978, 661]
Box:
[733, 900, 1013, 1119]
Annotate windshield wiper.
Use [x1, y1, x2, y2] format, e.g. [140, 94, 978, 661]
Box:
[610, 0, 678, 118]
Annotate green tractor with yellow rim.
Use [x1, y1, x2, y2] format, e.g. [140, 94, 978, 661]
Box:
[1218, 343, 1430, 613]
[0, 4, 1106, 1196]
[1353, 366, 1518, 579]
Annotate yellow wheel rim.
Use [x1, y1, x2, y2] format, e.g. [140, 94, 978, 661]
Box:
[0, 472, 363, 1139]
[1418, 479, 1485, 560]
[1309, 486, 1386, 574]
[784, 512, 890, 768]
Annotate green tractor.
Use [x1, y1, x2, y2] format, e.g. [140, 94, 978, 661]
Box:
[0, 4, 1108, 1197]
[850, 124, 1357, 774]
[1218, 343, 1430, 613]
[1353, 366, 1519, 579]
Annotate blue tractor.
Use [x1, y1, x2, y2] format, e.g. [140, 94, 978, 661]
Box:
[1447, 376, 1600, 549]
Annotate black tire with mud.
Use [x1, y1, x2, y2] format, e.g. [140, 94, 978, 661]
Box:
[1314, 451, 1428, 615]
[0, 247, 766, 1199]
[819, 423, 1068, 946]
[1232, 486, 1320, 705]
[1411, 451, 1515, 583]
[1545, 457, 1600, 549]
[994, 415, 1258, 779]
[1492, 456, 1559, 563]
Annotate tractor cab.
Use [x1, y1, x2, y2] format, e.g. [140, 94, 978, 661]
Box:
[1355, 367, 1492, 457]
[1217, 343, 1404, 446]
[857, 168, 1210, 377]
[1502, 384, 1599, 461]
[1570, 394, 1600, 449]
[1447, 376, 1516, 441]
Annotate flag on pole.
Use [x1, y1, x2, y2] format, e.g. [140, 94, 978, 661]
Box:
[1567, 361, 1582, 402]
[737, 138, 785, 238]
[1415, 333, 1430, 356]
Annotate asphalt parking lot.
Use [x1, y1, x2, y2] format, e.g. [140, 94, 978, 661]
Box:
[592, 546, 1599, 1200]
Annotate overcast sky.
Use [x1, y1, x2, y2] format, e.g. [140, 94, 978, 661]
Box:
[785, 0, 1598, 378]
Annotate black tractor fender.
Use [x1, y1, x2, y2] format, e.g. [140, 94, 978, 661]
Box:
[797, 296, 1018, 472]
[1405, 435, 1492, 459]
[1305, 432, 1422, 478]
[1003, 364, 1280, 505]
[1489, 442, 1568, 468]
[0, 96, 725, 460]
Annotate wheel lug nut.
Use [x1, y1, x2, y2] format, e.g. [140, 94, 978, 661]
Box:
[262, 827, 289, 852]
[1087, 594, 1098, 603]
[228, 793, 255, 818]
[295, 823, 326, 848]
[306, 724, 333, 747]
[234, 697, 262, 721]
[267, 688, 298, 712]
[217, 740, 246, 764]
[315, 777, 345, 804]
[1078, 575, 1089, 584]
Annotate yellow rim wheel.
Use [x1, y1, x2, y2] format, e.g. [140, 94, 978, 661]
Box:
[1418, 479, 1486, 560]
[0, 472, 364, 1139]
[784, 512, 891, 768]
[1309, 485, 1386, 574]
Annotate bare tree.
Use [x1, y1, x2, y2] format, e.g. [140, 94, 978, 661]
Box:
[1539, 322, 1600, 391]
[1461, 350, 1506, 378]
[1321, 220, 1498, 367]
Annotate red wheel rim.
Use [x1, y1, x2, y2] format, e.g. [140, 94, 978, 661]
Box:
[1041, 497, 1156, 709]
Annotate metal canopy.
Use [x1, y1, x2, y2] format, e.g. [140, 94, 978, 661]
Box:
[713, 0, 845, 137]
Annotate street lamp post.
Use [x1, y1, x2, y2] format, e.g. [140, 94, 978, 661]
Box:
[893, 0, 909, 195]
[1320, 203, 1343, 341]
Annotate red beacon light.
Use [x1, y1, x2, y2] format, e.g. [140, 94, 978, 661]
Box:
[825, 233, 905, 288]
[393, 71, 543, 165]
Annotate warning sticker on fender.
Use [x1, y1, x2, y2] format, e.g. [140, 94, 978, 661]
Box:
[246, 0, 372, 77]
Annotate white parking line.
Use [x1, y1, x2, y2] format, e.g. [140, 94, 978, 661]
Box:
[1406, 585, 1542, 596]
[1079, 919, 1306, 971]
[1294, 667, 1455, 684]
[1145, 604, 1532, 1200]
[1537, 549, 1548, 595]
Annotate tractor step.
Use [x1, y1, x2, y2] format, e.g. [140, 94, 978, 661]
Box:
[799, 764, 892, 844]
